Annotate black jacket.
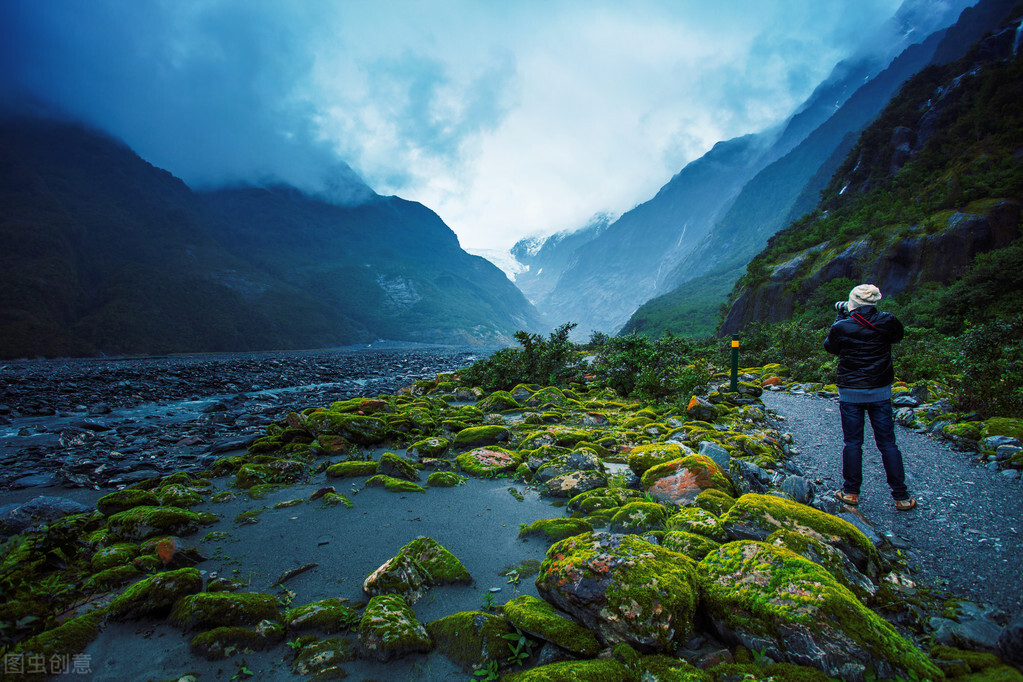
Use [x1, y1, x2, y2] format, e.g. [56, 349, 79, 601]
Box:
[823, 306, 904, 389]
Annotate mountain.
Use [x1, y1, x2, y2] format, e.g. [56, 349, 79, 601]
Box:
[720, 9, 1023, 334]
[0, 114, 544, 358]
[622, 0, 1020, 338]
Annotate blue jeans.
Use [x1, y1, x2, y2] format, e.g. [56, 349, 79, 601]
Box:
[839, 400, 909, 500]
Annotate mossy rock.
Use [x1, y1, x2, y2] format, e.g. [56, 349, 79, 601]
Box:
[502, 594, 601, 656]
[519, 518, 594, 542]
[407, 436, 451, 459]
[699, 541, 940, 681]
[108, 567, 204, 620]
[537, 531, 700, 652]
[720, 493, 879, 575]
[426, 610, 515, 672]
[325, 460, 378, 478]
[285, 598, 361, 633]
[453, 425, 511, 449]
[627, 442, 691, 475]
[88, 564, 143, 589]
[155, 483, 204, 508]
[983, 418, 1023, 441]
[665, 507, 727, 542]
[426, 471, 465, 487]
[456, 446, 521, 477]
[609, 501, 669, 534]
[169, 592, 282, 632]
[640, 454, 736, 505]
[400, 536, 472, 585]
[292, 636, 357, 676]
[534, 449, 604, 483]
[660, 531, 721, 561]
[312, 434, 355, 458]
[502, 657, 636, 681]
[705, 662, 832, 680]
[234, 459, 307, 488]
[357, 593, 433, 662]
[106, 506, 202, 542]
[305, 411, 390, 444]
[363, 552, 428, 603]
[543, 469, 609, 498]
[478, 390, 522, 412]
[96, 489, 160, 516]
[364, 474, 426, 493]
[189, 625, 275, 660]
[376, 452, 420, 481]
[90, 542, 140, 571]
[695, 488, 737, 517]
[567, 487, 645, 513]
[766, 529, 877, 603]
[14, 607, 106, 665]
[943, 421, 983, 443]
[524, 386, 574, 409]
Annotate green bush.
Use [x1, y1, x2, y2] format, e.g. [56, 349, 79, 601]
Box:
[459, 323, 582, 391]
[950, 316, 1023, 417]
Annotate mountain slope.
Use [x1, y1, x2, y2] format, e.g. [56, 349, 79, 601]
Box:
[0, 115, 543, 358]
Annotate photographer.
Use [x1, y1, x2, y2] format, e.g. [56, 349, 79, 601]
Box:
[824, 284, 917, 511]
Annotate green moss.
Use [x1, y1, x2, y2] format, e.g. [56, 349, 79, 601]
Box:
[638, 654, 710, 680]
[96, 489, 160, 516]
[273, 498, 306, 509]
[478, 390, 522, 412]
[661, 531, 722, 561]
[292, 636, 357, 676]
[211, 491, 238, 503]
[234, 509, 264, 525]
[170, 592, 282, 632]
[453, 425, 511, 449]
[325, 460, 379, 478]
[983, 417, 1023, 441]
[426, 610, 515, 671]
[567, 487, 644, 512]
[106, 506, 201, 541]
[426, 471, 466, 487]
[305, 411, 390, 444]
[234, 459, 307, 488]
[519, 518, 594, 542]
[90, 542, 139, 571]
[695, 489, 737, 516]
[502, 595, 600, 656]
[407, 436, 451, 459]
[399, 536, 472, 585]
[247, 483, 285, 499]
[456, 446, 522, 476]
[627, 442, 690, 475]
[88, 564, 142, 589]
[155, 483, 204, 508]
[641, 454, 736, 504]
[285, 598, 361, 633]
[377, 452, 421, 481]
[108, 567, 203, 620]
[15, 607, 107, 664]
[706, 662, 833, 681]
[357, 593, 433, 662]
[322, 492, 354, 508]
[665, 507, 727, 541]
[364, 474, 426, 493]
[609, 501, 669, 533]
[189, 626, 274, 660]
[502, 658, 636, 681]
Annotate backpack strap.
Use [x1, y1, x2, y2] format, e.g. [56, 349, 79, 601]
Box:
[851, 311, 881, 331]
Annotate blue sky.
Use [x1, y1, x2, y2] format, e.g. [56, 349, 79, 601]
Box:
[1, 0, 970, 251]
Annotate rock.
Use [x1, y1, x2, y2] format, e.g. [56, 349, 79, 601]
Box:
[285, 598, 360, 633]
[8, 473, 60, 489]
[170, 592, 282, 632]
[641, 454, 735, 505]
[189, 626, 278, 660]
[698, 441, 730, 470]
[502, 659, 634, 681]
[406, 436, 450, 460]
[96, 489, 160, 516]
[609, 501, 669, 534]
[292, 637, 357, 676]
[729, 458, 769, 495]
[721, 494, 879, 576]
[305, 412, 389, 444]
[686, 396, 718, 422]
[781, 475, 811, 504]
[426, 611, 515, 672]
[452, 425, 511, 449]
[400, 536, 471, 586]
[358, 593, 432, 662]
[536, 531, 700, 652]
[700, 541, 940, 681]
[503, 595, 601, 656]
[519, 518, 594, 542]
[982, 435, 1023, 451]
[363, 552, 429, 603]
[107, 567, 204, 620]
[534, 449, 604, 483]
[0, 496, 92, 536]
[997, 619, 1023, 667]
[377, 452, 420, 481]
[455, 447, 520, 476]
[665, 507, 727, 542]
[995, 444, 1021, 461]
[627, 442, 692, 475]
[660, 531, 721, 561]
[543, 470, 608, 498]
[105, 506, 202, 541]
[766, 529, 877, 602]
[892, 394, 920, 407]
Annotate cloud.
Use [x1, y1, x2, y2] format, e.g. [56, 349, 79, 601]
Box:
[3, 0, 958, 250]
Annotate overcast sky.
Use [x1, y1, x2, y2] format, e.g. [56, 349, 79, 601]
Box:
[1, 0, 968, 251]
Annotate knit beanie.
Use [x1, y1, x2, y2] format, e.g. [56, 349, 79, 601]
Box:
[848, 284, 882, 310]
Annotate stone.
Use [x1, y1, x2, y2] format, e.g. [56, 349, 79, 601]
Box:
[698, 441, 730, 470]
[543, 469, 608, 498]
[997, 619, 1023, 667]
[660, 531, 721, 561]
[8, 473, 59, 489]
[285, 598, 361, 633]
[536, 531, 700, 652]
[627, 442, 691, 475]
[455, 447, 520, 476]
[452, 425, 511, 449]
[686, 396, 717, 422]
[377, 452, 420, 481]
[665, 507, 727, 542]
[729, 458, 769, 495]
[534, 449, 604, 483]
[502, 595, 601, 656]
[358, 593, 432, 662]
[170, 592, 282, 632]
[108, 567, 204, 620]
[641, 454, 735, 505]
[609, 501, 669, 534]
[426, 611, 515, 672]
[781, 475, 811, 504]
[0, 496, 92, 536]
[700, 541, 940, 681]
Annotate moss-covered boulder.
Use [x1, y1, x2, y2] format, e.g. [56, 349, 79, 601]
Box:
[627, 443, 692, 475]
[478, 390, 522, 412]
[567, 487, 645, 513]
[665, 507, 727, 542]
[377, 452, 420, 481]
[609, 501, 669, 534]
[695, 488, 737, 516]
[96, 489, 160, 516]
[285, 598, 361, 633]
[720, 494, 879, 576]
[534, 449, 605, 483]
[766, 529, 877, 603]
[406, 436, 450, 460]
[503, 594, 601, 656]
[169, 592, 282, 632]
[543, 470, 608, 498]
[536, 531, 700, 652]
[426, 611, 515, 672]
[234, 459, 307, 488]
[363, 552, 429, 603]
[90, 542, 140, 571]
[325, 460, 378, 478]
[189, 625, 276, 660]
[456, 447, 521, 476]
[107, 567, 204, 620]
[453, 425, 511, 449]
[502, 658, 635, 681]
[358, 593, 432, 662]
[14, 608, 107, 666]
[426, 471, 465, 487]
[400, 536, 472, 585]
[983, 417, 1023, 441]
[640, 454, 735, 506]
[524, 386, 574, 409]
[306, 412, 390, 444]
[314, 433, 355, 457]
[699, 541, 940, 681]
[519, 518, 594, 542]
[292, 636, 357, 676]
[105, 506, 202, 542]
[660, 531, 721, 561]
[364, 474, 426, 493]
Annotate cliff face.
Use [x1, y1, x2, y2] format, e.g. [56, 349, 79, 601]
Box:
[719, 11, 1023, 335]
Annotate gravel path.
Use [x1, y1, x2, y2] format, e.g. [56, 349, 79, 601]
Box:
[762, 391, 1023, 621]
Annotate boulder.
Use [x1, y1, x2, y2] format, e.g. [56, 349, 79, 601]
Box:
[543, 470, 608, 498]
[700, 541, 940, 681]
[665, 507, 727, 542]
[609, 501, 669, 534]
[107, 567, 203, 620]
[358, 593, 432, 662]
[536, 531, 700, 652]
[640, 454, 735, 505]
[534, 449, 604, 483]
[169, 592, 281, 632]
[502, 595, 601, 656]
[426, 611, 515, 672]
[627, 443, 691, 475]
[456, 447, 521, 476]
